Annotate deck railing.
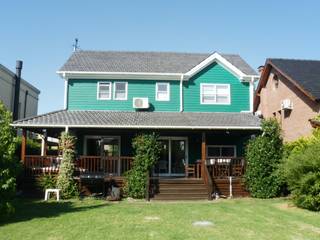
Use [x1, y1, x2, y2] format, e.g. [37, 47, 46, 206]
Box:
[77, 156, 133, 176]
[24, 155, 133, 177]
[206, 157, 245, 178]
[24, 155, 61, 176]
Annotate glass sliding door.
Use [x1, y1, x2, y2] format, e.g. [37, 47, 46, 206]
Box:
[155, 137, 188, 176]
[101, 137, 120, 157]
[154, 140, 170, 175]
[171, 139, 186, 175]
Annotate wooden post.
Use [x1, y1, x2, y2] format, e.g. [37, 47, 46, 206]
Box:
[41, 136, 47, 156]
[201, 132, 206, 178]
[21, 129, 26, 163]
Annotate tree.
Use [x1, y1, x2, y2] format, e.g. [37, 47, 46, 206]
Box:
[244, 119, 283, 198]
[0, 101, 18, 215]
[56, 132, 78, 199]
[282, 129, 320, 211]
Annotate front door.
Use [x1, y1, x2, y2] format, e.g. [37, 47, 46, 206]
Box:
[155, 137, 188, 176]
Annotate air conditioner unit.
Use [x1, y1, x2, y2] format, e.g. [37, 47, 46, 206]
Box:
[133, 97, 149, 109]
[281, 99, 293, 110]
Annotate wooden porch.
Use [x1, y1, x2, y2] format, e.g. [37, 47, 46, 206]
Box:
[22, 154, 248, 198]
[20, 130, 249, 199]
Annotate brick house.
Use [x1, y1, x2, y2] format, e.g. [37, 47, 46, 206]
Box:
[254, 58, 320, 141]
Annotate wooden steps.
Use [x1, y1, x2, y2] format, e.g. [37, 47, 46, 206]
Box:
[213, 178, 249, 197]
[151, 178, 209, 200]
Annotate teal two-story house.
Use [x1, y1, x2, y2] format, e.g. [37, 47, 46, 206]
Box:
[14, 50, 261, 199]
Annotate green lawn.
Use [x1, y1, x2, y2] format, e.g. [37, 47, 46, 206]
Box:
[1, 198, 320, 240]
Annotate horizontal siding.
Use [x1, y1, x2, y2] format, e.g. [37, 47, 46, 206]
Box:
[183, 62, 250, 112]
[68, 79, 180, 111]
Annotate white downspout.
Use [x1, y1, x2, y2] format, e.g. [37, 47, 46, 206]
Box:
[180, 74, 184, 112]
[63, 74, 68, 110]
[249, 76, 255, 113]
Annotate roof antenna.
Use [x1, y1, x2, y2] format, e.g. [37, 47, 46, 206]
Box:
[73, 38, 80, 52]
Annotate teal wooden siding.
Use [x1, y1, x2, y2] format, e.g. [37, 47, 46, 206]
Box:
[68, 79, 180, 111]
[183, 62, 250, 112]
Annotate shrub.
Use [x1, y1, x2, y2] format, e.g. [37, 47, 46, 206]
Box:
[124, 133, 161, 199]
[56, 132, 78, 199]
[37, 174, 57, 191]
[283, 139, 320, 211]
[0, 101, 18, 215]
[244, 119, 284, 198]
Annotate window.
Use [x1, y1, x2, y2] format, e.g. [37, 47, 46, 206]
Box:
[200, 84, 230, 104]
[272, 74, 279, 89]
[97, 82, 111, 100]
[114, 82, 128, 100]
[156, 82, 170, 101]
[207, 145, 236, 157]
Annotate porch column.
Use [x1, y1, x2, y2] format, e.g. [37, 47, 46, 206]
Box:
[41, 137, 47, 156]
[201, 132, 206, 177]
[21, 129, 26, 163]
[41, 130, 47, 156]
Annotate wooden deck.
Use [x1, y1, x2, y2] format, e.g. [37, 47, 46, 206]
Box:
[21, 155, 248, 198]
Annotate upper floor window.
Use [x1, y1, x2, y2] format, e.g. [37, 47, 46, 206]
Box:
[114, 82, 128, 100]
[200, 83, 230, 105]
[156, 82, 170, 101]
[97, 82, 111, 100]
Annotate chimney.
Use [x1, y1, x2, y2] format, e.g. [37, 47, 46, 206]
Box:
[13, 60, 23, 121]
[257, 65, 264, 76]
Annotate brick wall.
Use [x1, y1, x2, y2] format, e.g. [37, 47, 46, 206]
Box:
[258, 68, 320, 142]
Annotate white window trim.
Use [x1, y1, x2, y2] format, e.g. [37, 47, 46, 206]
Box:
[97, 82, 112, 100]
[200, 83, 231, 105]
[113, 82, 128, 100]
[206, 145, 237, 158]
[155, 82, 170, 101]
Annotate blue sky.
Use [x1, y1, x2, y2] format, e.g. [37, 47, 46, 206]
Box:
[1, 0, 320, 114]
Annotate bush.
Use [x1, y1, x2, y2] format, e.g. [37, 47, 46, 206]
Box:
[244, 119, 284, 198]
[0, 101, 18, 215]
[37, 174, 57, 191]
[283, 138, 320, 211]
[124, 133, 161, 199]
[56, 132, 78, 199]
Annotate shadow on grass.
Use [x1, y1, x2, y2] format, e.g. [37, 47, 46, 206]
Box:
[0, 197, 108, 227]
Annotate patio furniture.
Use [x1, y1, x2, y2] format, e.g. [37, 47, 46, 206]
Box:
[185, 164, 196, 177]
[44, 188, 61, 201]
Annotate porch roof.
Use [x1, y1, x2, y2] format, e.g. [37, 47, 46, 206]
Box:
[12, 110, 261, 130]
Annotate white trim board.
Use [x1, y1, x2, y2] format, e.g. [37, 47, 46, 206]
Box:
[12, 123, 261, 130]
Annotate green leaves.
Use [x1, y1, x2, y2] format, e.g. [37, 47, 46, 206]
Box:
[244, 119, 283, 198]
[0, 101, 18, 215]
[283, 141, 320, 211]
[56, 132, 78, 199]
[124, 133, 161, 199]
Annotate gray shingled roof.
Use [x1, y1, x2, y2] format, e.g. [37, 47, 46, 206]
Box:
[269, 58, 320, 100]
[12, 110, 261, 129]
[59, 50, 257, 75]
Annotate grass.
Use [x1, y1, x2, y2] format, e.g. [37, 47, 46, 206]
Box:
[0, 198, 320, 240]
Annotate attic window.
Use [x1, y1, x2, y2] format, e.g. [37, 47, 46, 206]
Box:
[273, 74, 279, 88]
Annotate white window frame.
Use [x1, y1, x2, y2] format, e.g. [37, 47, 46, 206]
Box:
[97, 82, 112, 100]
[113, 82, 128, 100]
[206, 145, 237, 158]
[155, 82, 170, 101]
[200, 83, 231, 105]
